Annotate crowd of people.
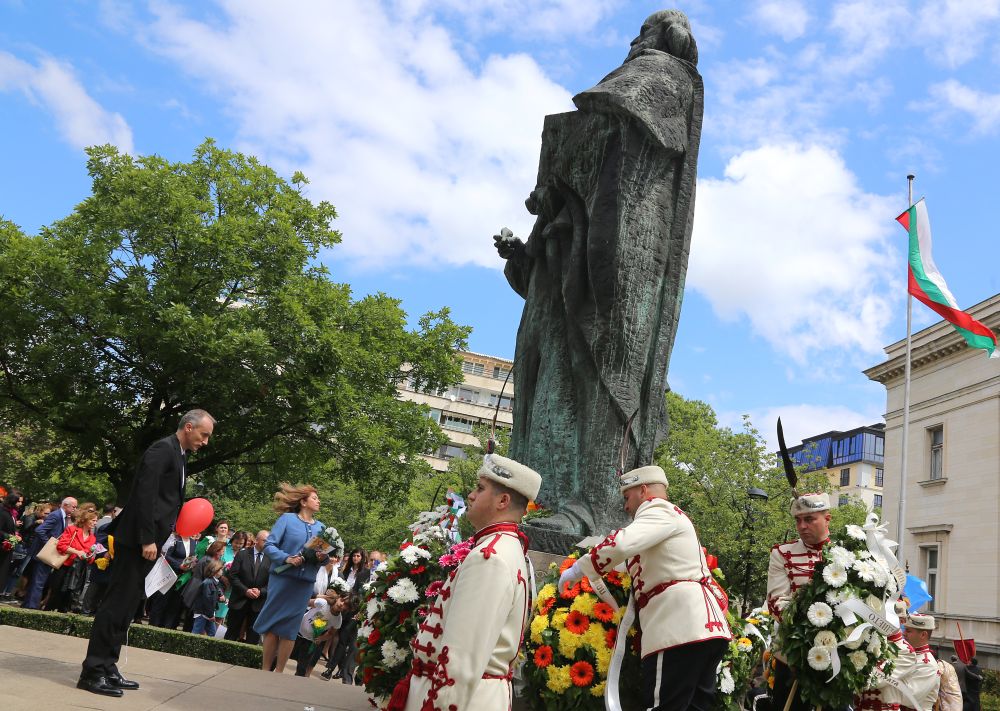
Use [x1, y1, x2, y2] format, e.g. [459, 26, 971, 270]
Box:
[0, 485, 387, 687]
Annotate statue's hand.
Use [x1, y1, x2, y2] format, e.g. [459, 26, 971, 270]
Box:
[493, 227, 524, 260]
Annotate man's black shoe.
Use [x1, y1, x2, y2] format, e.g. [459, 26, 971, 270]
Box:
[107, 671, 140, 690]
[76, 676, 124, 697]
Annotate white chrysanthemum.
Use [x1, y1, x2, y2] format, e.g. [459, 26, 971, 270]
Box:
[719, 667, 735, 694]
[826, 589, 842, 605]
[843, 625, 864, 650]
[366, 597, 381, 619]
[359, 621, 374, 639]
[867, 632, 882, 654]
[814, 630, 838, 648]
[807, 646, 832, 671]
[853, 560, 877, 582]
[387, 578, 420, 604]
[807, 602, 834, 627]
[849, 650, 869, 670]
[400, 545, 431, 565]
[737, 638, 753, 652]
[856, 549, 873, 559]
[823, 563, 849, 588]
[829, 546, 856, 568]
[381, 639, 407, 667]
[846, 525, 867, 540]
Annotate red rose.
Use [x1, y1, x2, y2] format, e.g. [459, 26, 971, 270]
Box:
[368, 628, 380, 645]
[399, 610, 410, 624]
[410, 566, 426, 575]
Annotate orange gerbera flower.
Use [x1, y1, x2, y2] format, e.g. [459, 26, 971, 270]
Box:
[533, 645, 554, 668]
[559, 557, 577, 574]
[541, 597, 556, 614]
[570, 660, 595, 687]
[580, 576, 593, 593]
[605, 571, 622, 586]
[560, 581, 582, 599]
[605, 627, 617, 648]
[565, 610, 590, 635]
[593, 602, 615, 623]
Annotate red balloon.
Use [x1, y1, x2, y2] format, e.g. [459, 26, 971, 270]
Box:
[176, 498, 214, 537]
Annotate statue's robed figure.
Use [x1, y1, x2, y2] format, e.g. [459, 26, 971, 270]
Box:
[495, 10, 704, 537]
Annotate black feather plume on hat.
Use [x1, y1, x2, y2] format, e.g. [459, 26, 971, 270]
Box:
[777, 417, 800, 497]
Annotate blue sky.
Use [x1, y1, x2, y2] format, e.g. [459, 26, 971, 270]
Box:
[3, 0, 1000, 450]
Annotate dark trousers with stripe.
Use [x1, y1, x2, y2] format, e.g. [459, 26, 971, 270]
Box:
[642, 638, 728, 711]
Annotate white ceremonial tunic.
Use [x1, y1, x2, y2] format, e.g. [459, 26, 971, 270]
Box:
[766, 537, 826, 620]
[403, 522, 530, 711]
[577, 497, 730, 657]
[858, 633, 941, 711]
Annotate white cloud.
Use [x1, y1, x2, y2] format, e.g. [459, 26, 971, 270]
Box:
[138, 0, 573, 267]
[915, 0, 1000, 68]
[922, 79, 1000, 134]
[753, 0, 810, 41]
[689, 143, 901, 363]
[721, 402, 884, 453]
[829, 0, 909, 74]
[402, 0, 624, 38]
[0, 51, 133, 153]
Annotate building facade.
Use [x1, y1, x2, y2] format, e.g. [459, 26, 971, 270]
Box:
[397, 351, 514, 471]
[786, 424, 886, 510]
[865, 292, 1000, 666]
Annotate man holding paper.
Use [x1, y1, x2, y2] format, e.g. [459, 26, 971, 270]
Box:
[78, 410, 215, 698]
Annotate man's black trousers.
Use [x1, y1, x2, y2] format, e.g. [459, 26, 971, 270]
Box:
[81, 543, 154, 679]
[642, 638, 728, 711]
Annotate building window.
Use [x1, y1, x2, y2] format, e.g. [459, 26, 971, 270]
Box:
[439, 444, 467, 460]
[487, 393, 513, 411]
[875, 468, 884, 487]
[840, 468, 850, 487]
[873, 494, 882, 508]
[929, 426, 944, 480]
[456, 387, 479, 404]
[922, 546, 939, 611]
[838, 494, 849, 507]
[492, 365, 511, 380]
[461, 361, 485, 376]
[442, 416, 473, 433]
[426, 408, 442, 423]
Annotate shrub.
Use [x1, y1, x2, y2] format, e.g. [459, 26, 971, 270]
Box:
[0, 607, 261, 668]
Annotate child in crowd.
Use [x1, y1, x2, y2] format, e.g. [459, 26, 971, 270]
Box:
[293, 590, 350, 678]
[192, 560, 227, 636]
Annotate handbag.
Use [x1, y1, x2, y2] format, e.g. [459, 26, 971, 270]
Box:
[36, 535, 70, 569]
[61, 558, 88, 593]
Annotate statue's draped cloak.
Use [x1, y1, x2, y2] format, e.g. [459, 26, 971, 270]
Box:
[504, 50, 704, 534]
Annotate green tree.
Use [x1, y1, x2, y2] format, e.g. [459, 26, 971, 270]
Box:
[0, 140, 470, 503]
[655, 392, 865, 614]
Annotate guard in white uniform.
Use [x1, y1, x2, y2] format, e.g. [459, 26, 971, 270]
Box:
[858, 613, 941, 711]
[560, 465, 731, 711]
[765, 492, 831, 711]
[387, 453, 540, 711]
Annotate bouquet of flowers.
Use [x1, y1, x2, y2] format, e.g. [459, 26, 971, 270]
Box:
[714, 607, 770, 711]
[356, 506, 468, 709]
[1, 532, 21, 552]
[311, 616, 329, 639]
[777, 520, 902, 708]
[86, 542, 107, 561]
[521, 551, 641, 711]
[274, 525, 345, 573]
[326, 576, 352, 596]
[180, 555, 198, 571]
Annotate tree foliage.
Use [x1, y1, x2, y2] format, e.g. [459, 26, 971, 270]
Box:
[0, 140, 470, 503]
[655, 392, 867, 612]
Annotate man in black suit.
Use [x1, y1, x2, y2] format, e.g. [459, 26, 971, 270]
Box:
[78, 409, 215, 697]
[224, 529, 270, 644]
[23, 496, 77, 609]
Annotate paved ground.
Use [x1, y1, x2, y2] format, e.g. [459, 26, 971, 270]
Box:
[0, 625, 372, 711]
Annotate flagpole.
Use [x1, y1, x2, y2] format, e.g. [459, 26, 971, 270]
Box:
[897, 174, 915, 561]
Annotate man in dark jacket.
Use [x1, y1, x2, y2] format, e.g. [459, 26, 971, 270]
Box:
[967, 658, 984, 711]
[224, 529, 270, 644]
[23, 496, 77, 609]
[78, 410, 215, 697]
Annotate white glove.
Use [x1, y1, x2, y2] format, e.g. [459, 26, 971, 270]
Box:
[774, 594, 792, 612]
[559, 561, 583, 590]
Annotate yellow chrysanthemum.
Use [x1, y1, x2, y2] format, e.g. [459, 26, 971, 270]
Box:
[590, 681, 606, 697]
[570, 593, 597, 617]
[546, 664, 573, 693]
[537, 583, 557, 605]
[551, 610, 569, 630]
[582, 623, 606, 651]
[620, 574, 631, 590]
[558, 628, 584, 658]
[530, 614, 549, 645]
[613, 607, 627, 625]
[595, 646, 612, 674]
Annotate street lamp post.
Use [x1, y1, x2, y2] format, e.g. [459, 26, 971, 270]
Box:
[740, 487, 770, 618]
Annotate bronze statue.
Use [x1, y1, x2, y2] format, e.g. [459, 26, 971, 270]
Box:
[494, 10, 703, 541]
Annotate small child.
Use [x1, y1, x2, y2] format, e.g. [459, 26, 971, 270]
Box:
[293, 591, 350, 677]
[192, 560, 227, 636]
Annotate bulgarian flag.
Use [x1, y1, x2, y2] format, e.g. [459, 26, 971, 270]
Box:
[897, 199, 998, 357]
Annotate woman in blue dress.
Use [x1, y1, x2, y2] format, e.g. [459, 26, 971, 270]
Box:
[253, 483, 329, 672]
